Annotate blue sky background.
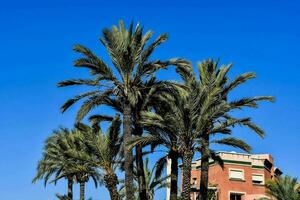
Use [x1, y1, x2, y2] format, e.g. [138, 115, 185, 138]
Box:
[0, 0, 299, 199]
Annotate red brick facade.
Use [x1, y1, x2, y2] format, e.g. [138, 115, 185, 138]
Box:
[181, 152, 281, 200]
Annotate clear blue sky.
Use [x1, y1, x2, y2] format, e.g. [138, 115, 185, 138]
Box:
[0, 0, 299, 199]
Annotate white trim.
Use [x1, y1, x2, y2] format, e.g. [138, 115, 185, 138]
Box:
[218, 151, 252, 156]
[227, 163, 252, 167]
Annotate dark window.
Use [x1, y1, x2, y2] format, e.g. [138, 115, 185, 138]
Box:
[253, 180, 263, 184]
[230, 193, 243, 200]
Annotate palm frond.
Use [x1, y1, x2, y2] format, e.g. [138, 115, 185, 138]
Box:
[210, 150, 224, 169]
[127, 135, 161, 150]
[140, 33, 168, 65]
[266, 176, 300, 200]
[76, 90, 113, 122]
[60, 91, 99, 113]
[57, 79, 100, 87]
[222, 72, 256, 95]
[73, 44, 115, 80]
[154, 156, 167, 180]
[212, 137, 252, 153]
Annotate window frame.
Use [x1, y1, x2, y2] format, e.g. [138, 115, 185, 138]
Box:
[229, 191, 246, 200]
[228, 168, 245, 181]
[252, 173, 265, 185]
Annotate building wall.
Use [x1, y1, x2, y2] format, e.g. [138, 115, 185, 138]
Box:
[178, 153, 281, 200]
[189, 163, 271, 199]
[211, 164, 269, 199]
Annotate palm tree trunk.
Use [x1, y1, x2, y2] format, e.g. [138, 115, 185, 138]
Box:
[169, 151, 178, 200]
[199, 134, 210, 200]
[181, 149, 193, 200]
[67, 178, 73, 200]
[79, 182, 85, 200]
[104, 173, 120, 200]
[136, 144, 148, 200]
[123, 101, 134, 200]
[134, 124, 148, 200]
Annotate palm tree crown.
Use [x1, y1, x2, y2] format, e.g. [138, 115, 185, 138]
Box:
[67, 116, 122, 200]
[266, 175, 300, 200]
[58, 20, 186, 122]
[33, 127, 99, 200]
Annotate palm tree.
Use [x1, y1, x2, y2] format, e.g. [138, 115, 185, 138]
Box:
[266, 176, 300, 200]
[53, 129, 99, 200]
[33, 128, 99, 200]
[131, 76, 185, 200]
[188, 60, 274, 200]
[58, 20, 186, 200]
[128, 96, 182, 200]
[102, 76, 182, 200]
[128, 78, 200, 200]
[33, 130, 76, 199]
[119, 157, 169, 200]
[130, 64, 205, 200]
[68, 115, 122, 200]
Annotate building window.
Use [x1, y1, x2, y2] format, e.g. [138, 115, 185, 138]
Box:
[229, 169, 244, 180]
[230, 193, 243, 200]
[252, 174, 264, 185]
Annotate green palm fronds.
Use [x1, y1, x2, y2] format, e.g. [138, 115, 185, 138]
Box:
[266, 176, 300, 200]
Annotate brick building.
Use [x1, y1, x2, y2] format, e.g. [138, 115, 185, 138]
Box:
[178, 151, 282, 200]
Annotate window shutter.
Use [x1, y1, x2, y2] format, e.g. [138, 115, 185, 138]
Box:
[229, 169, 244, 180]
[252, 174, 264, 184]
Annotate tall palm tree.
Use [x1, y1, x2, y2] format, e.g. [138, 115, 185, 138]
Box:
[128, 79, 201, 200]
[266, 176, 300, 200]
[68, 115, 122, 200]
[171, 59, 272, 200]
[99, 76, 182, 200]
[128, 95, 182, 200]
[131, 76, 184, 200]
[130, 64, 205, 200]
[188, 60, 274, 200]
[58, 20, 186, 200]
[33, 128, 99, 200]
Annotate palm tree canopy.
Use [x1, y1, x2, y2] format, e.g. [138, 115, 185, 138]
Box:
[58, 20, 188, 122]
[266, 175, 300, 200]
[178, 59, 273, 150]
[129, 59, 274, 164]
[66, 115, 122, 175]
[32, 127, 99, 187]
